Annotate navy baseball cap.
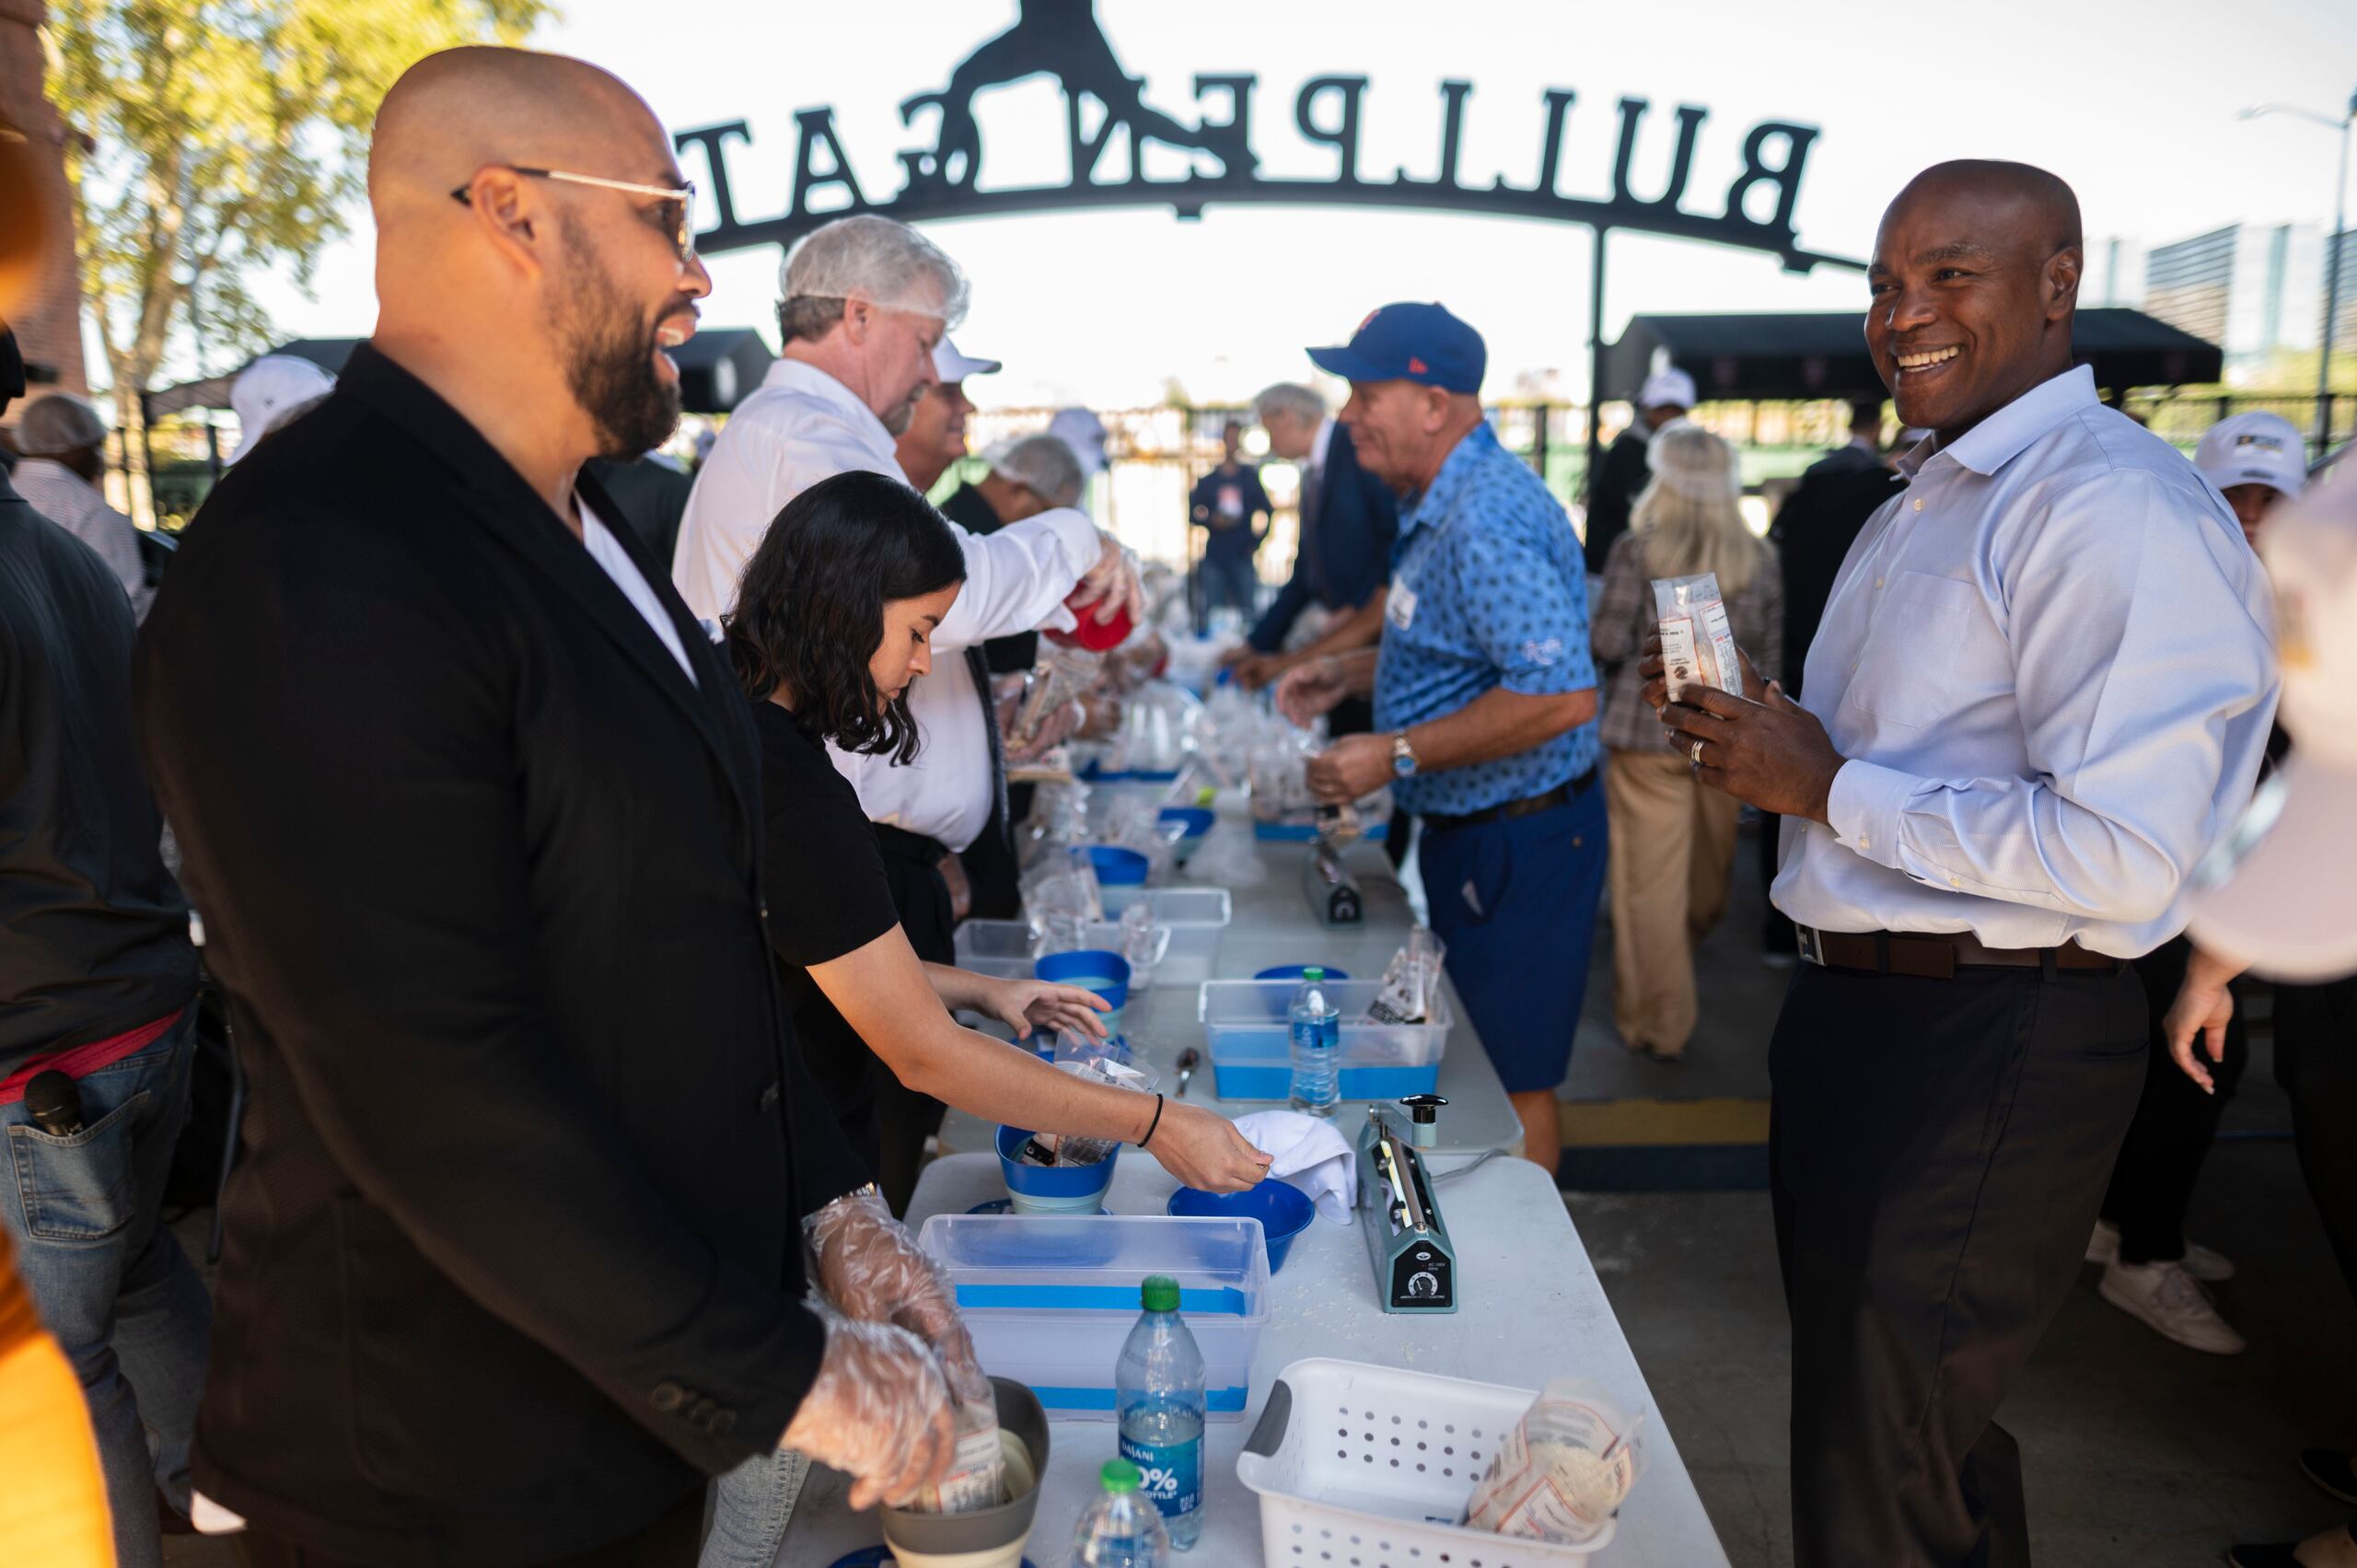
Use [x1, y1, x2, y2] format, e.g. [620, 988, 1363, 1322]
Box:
[1306, 302, 1486, 395]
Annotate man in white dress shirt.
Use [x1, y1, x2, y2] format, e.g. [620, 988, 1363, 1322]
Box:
[1654, 161, 2278, 1566]
[672, 213, 1138, 1208]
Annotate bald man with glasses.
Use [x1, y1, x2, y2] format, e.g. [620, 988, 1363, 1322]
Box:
[137, 48, 974, 1568]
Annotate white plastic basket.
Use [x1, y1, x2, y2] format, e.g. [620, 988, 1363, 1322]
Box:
[1237, 1358, 1619, 1567]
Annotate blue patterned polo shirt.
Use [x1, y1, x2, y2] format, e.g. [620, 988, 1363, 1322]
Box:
[1371, 420, 1599, 816]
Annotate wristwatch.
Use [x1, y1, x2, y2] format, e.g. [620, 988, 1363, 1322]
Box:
[1390, 730, 1420, 778]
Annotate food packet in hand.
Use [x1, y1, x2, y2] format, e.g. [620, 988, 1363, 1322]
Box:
[906, 1374, 1007, 1515]
[1652, 573, 1742, 702]
[1459, 1379, 1646, 1544]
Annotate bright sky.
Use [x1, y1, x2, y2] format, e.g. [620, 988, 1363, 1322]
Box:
[237, 0, 2357, 409]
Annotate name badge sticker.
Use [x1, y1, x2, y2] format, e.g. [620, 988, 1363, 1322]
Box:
[1387, 574, 1418, 630]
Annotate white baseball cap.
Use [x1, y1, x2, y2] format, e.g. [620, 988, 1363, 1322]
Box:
[1048, 406, 1109, 475]
[229, 354, 337, 462]
[932, 337, 1001, 382]
[2187, 472, 2357, 979]
[1638, 367, 1698, 411]
[2195, 411, 2306, 502]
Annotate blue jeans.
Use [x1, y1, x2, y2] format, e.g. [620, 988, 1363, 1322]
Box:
[1197, 552, 1258, 631]
[1, 1009, 212, 1568]
[700, 1446, 810, 1568]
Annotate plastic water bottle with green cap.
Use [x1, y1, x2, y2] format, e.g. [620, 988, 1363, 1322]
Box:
[1287, 966, 1341, 1117]
[1068, 1458, 1171, 1567]
[1116, 1275, 1204, 1550]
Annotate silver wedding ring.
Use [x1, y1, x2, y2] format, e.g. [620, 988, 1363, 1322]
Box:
[1690, 739, 1706, 767]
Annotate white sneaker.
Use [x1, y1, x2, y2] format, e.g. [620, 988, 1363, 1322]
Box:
[2085, 1218, 2236, 1282]
[2099, 1260, 2247, 1354]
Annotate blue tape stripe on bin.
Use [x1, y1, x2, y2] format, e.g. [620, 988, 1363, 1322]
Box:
[955, 1283, 1248, 1314]
[1027, 1384, 1249, 1414]
[1210, 1062, 1441, 1100]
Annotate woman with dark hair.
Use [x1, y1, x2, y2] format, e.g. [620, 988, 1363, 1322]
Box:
[728, 470, 1268, 1187]
[702, 469, 1267, 1568]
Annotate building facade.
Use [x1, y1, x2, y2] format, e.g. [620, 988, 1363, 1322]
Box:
[0, 0, 87, 417]
[2144, 220, 2355, 383]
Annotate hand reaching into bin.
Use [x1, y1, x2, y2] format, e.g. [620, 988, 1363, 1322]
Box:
[1140, 1099, 1272, 1193]
[781, 1307, 957, 1510]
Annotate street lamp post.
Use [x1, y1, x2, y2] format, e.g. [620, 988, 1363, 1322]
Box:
[2242, 89, 2357, 459]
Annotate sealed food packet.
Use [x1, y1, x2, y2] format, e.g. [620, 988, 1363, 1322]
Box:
[1365, 927, 1446, 1025]
[908, 1375, 1008, 1514]
[1652, 573, 1743, 702]
[1459, 1378, 1645, 1544]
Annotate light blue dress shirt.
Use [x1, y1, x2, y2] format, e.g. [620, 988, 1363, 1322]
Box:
[1371, 421, 1599, 816]
[1772, 366, 2278, 959]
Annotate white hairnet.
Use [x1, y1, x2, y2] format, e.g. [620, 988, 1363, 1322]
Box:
[988, 433, 1085, 509]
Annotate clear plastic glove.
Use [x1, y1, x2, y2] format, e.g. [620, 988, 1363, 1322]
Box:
[1145, 1101, 1272, 1193]
[781, 1307, 956, 1510]
[1070, 530, 1145, 627]
[1275, 659, 1350, 726]
[806, 1191, 988, 1403]
[1008, 697, 1086, 763]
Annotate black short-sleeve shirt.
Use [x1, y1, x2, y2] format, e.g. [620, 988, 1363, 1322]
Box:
[749, 699, 901, 1144]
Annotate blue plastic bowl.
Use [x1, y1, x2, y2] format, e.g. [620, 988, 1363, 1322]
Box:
[996, 1122, 1120, 1214]
[1254, 964, 1350, 984]
[1035, 948, 1130, 1027]
[1158, 807, 1215, 865]
[1166, 1178, 1318, 1272]
[1086, 844, 1152, 914]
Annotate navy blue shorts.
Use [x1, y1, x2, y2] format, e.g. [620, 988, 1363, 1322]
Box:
[1418, 784, 1607, 1095]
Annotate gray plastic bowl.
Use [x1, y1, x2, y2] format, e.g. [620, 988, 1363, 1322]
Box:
[878, 1376, 1051, 1559]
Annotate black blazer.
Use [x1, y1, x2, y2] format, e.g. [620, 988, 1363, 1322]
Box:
[135, 345, 868, 1567]
[1248, 421, 1399, 653]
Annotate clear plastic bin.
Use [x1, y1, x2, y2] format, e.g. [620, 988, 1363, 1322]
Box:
[954, 889, 1231, 988]
[917, 1213, 1270, 1423]
[1198, 979, 1453, 1100]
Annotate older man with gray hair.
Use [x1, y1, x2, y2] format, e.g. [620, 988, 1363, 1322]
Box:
[12, 393, 150, 619]
[1225, 380, 1398, 720]
[675, 214, 1141, 1214]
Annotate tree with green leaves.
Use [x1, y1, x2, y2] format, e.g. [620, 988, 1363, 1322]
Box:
[46, 0, 547, 513]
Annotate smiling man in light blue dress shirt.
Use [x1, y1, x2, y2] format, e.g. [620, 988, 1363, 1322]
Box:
[1655, 162, 2277, 1567]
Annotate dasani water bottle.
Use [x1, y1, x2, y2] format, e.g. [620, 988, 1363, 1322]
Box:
[1287, 966, 1341, 1118]
[1068, 1458, 1172, 1567]
[1116, 1275, 1205, 1551]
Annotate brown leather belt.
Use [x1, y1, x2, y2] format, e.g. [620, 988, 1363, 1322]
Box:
[1418, 767, 1595, 836]
[1795, 925, 2121, 981]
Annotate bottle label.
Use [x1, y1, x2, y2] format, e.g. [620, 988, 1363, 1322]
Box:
[1119, 1432, 1202, 1519]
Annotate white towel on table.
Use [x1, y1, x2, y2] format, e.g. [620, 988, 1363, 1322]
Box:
[1232, 1109, 1356, 1224]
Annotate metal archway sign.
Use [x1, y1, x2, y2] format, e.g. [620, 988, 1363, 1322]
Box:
[671, 3, 1865, 483]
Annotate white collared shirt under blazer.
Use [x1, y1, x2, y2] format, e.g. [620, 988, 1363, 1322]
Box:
[671, 359, 1100, 851]
[1773, 365, 2278, 959]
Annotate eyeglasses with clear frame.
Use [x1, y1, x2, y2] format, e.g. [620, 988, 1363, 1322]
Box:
[450, 167, 698, 261]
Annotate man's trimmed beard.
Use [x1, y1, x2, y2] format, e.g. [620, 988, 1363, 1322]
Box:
[550, 215, 682, 460]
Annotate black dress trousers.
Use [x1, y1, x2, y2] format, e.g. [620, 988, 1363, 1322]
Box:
[1769, 960, 2148, 1567]
[2099, 936, 2250, 1264]
[2276, 973, 2357, 1307]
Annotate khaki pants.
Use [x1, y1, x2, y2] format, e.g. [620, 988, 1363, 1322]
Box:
[1605, 749, 1740, 1057]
